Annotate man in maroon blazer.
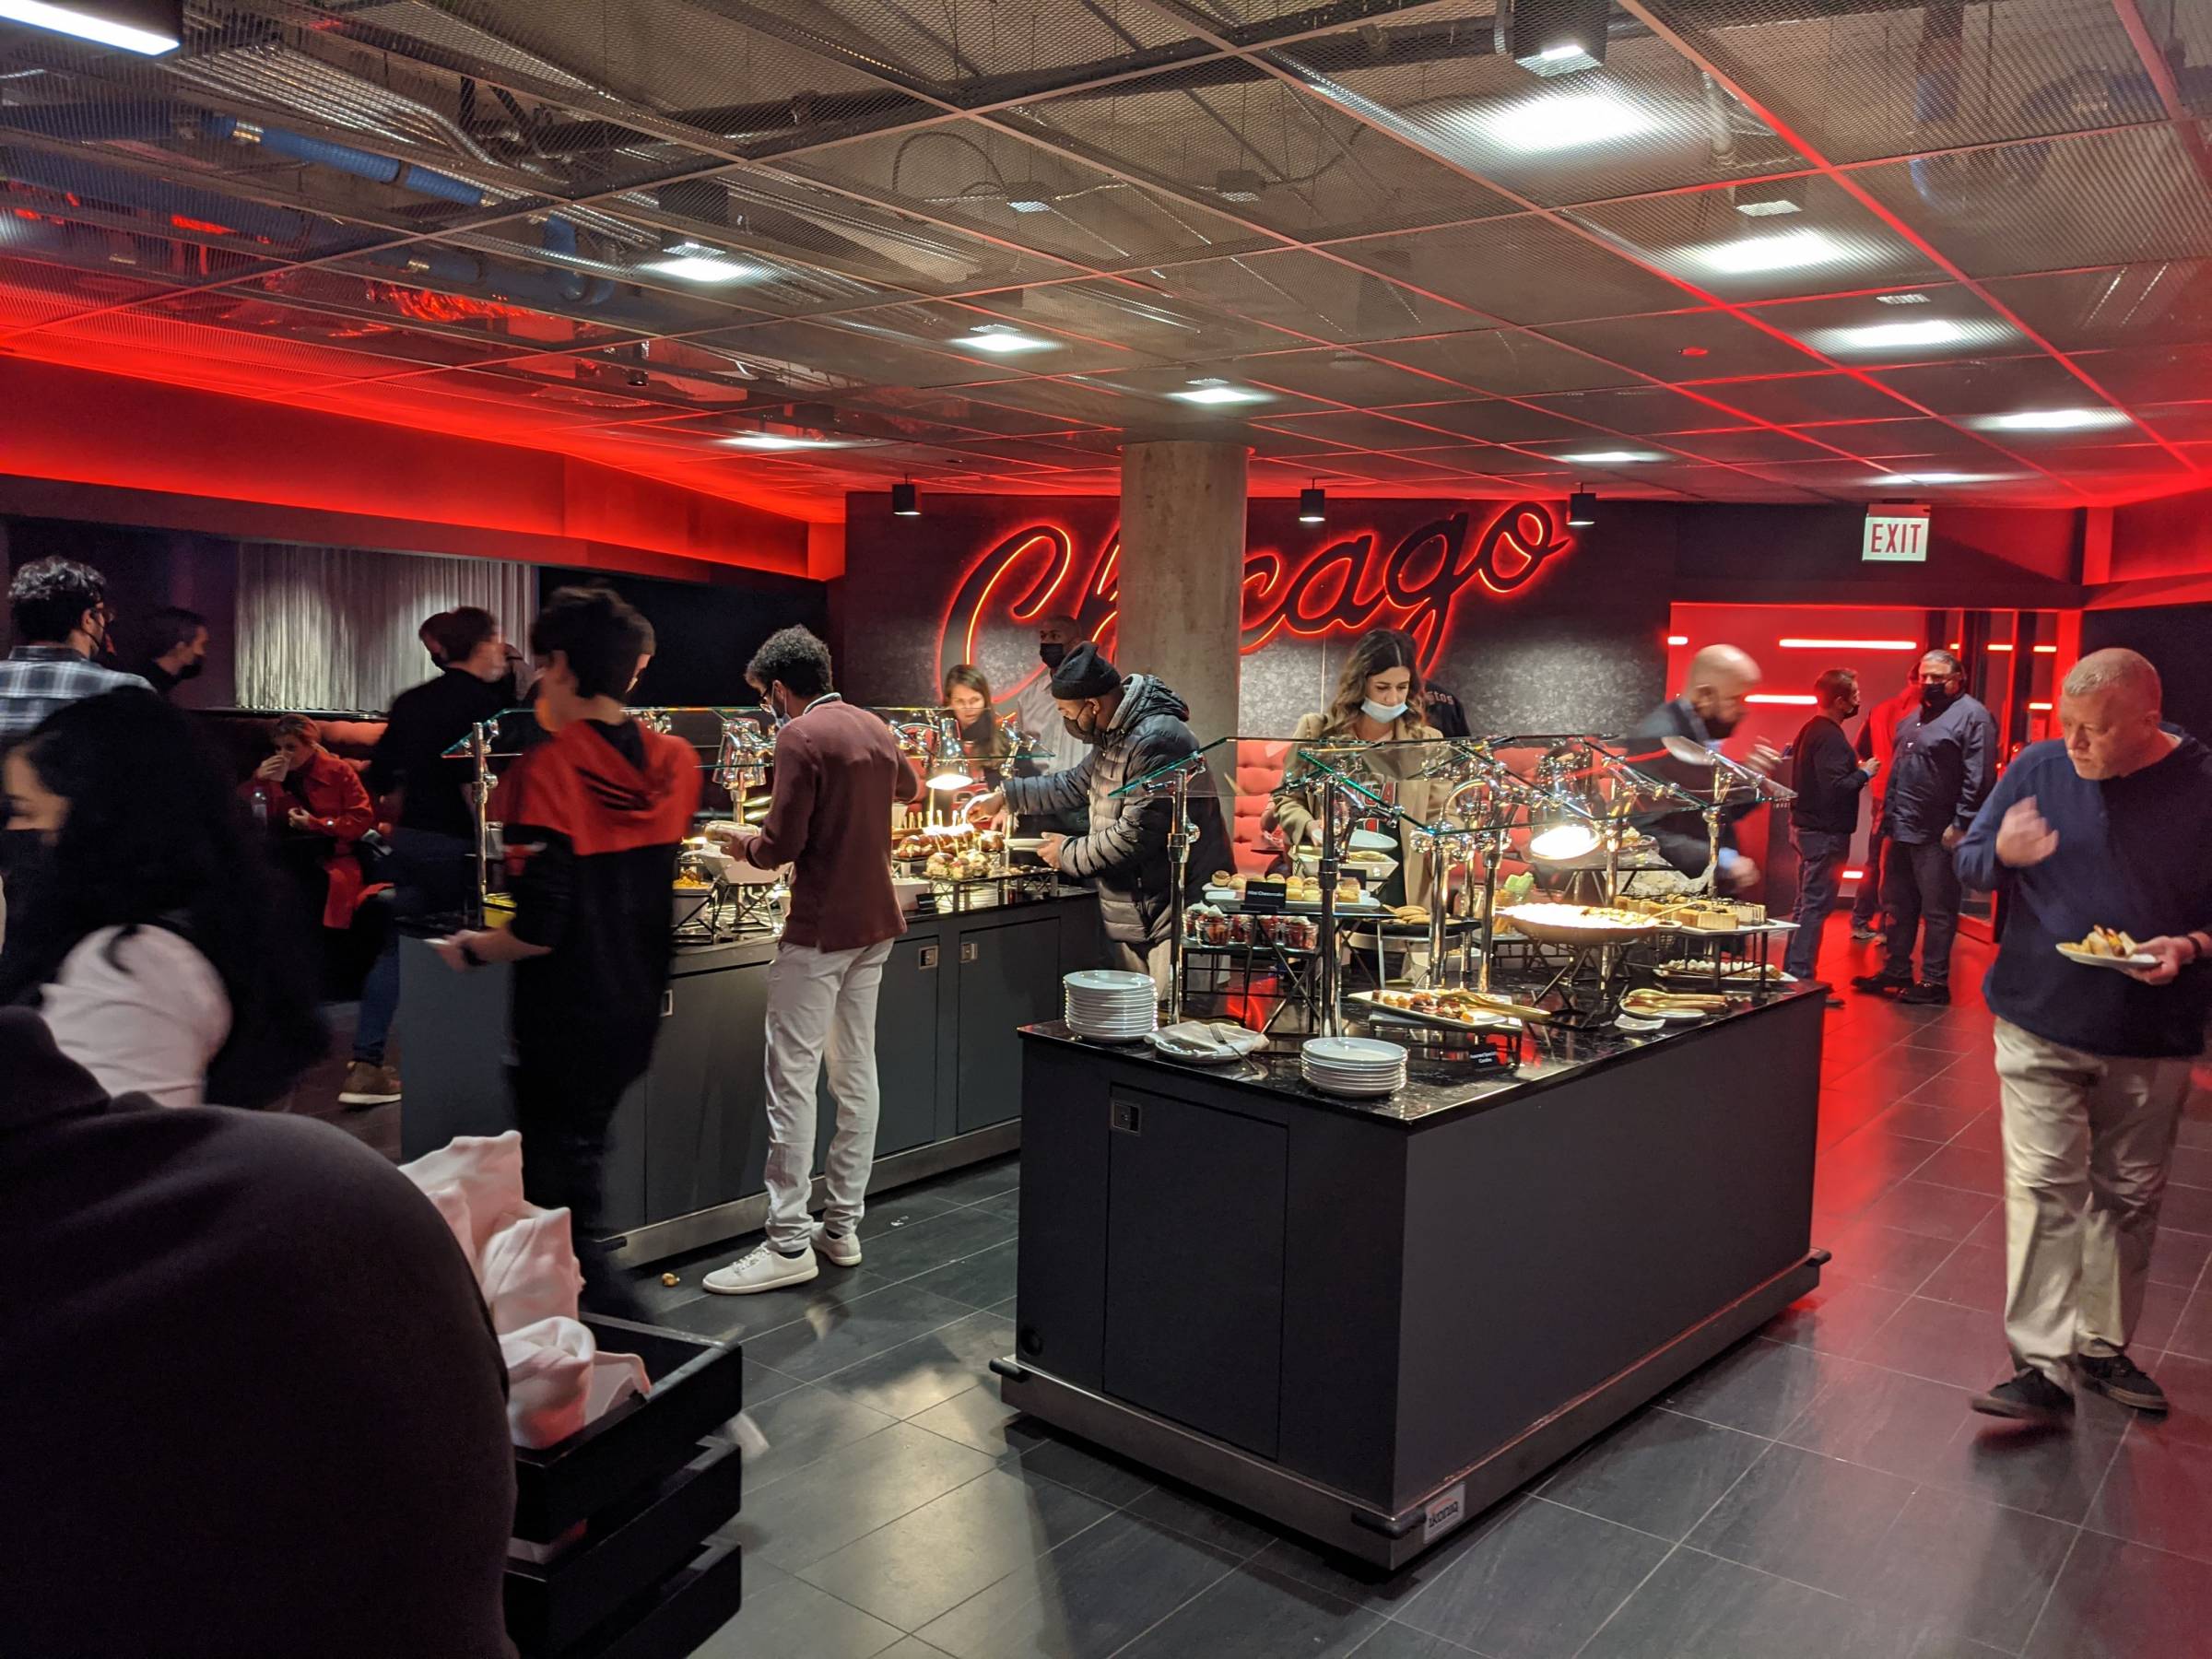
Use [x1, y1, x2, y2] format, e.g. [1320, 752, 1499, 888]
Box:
[705, 626, 923, 1294]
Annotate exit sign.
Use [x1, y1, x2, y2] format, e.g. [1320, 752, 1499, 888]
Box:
[1864, 504, 1932, 562]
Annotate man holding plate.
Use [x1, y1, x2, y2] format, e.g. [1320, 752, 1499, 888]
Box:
[1955, 648, 2212, 1425]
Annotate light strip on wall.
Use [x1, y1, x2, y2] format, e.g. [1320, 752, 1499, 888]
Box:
[1666, 634, 1688, 645]
[1777, 637, 1920, 650]
[2032, 644, 2057, 653]
[2029, 700, 2053, 711]
[1987, 642, 2014, 652]
[1746, 693, 1818, 705]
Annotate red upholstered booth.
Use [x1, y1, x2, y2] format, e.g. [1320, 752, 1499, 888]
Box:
[1231, 739, 1293, 875]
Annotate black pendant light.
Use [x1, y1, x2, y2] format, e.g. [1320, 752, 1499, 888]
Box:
[891, 479, 921, 518]
[1298, 484, 1327, 525]
[1567, 487, 1598, 528]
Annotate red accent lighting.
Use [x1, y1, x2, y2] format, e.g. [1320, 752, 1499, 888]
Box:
[1666, 634, 1688, 645]
[2032, 644, 2058, 653]
[1842, 869, 1865, 879]
[2030, 700, 2053, 711]
[1777, 638, 1920, 650]
[1987, 642, 2015, 652]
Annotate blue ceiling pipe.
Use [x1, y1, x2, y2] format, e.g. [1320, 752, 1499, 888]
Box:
[203, 112, 495, 209]
[1, 147, 316, 246]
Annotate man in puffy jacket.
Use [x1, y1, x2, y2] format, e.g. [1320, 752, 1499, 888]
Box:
[982, 643, 1231, 991]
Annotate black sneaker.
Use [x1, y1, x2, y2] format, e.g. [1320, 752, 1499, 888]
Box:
[1899, 982, 1950, 1006]
[1852, 972, 1911, 996]
[1851, 924, 1881, 942]
[1971, 1369, 2074, 1425]
[2077, 1351, 2169, 1413]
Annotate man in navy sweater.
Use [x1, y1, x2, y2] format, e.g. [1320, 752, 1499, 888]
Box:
[1956, 649, 2212, 1424]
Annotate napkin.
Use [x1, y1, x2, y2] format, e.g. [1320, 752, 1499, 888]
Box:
[396, 1131, 530, 1261]
[1147, 1020, 1266, 1061]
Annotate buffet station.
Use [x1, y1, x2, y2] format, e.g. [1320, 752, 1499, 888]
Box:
[397, 704, 1098, 1265]
[996, 733, 1823, 1568]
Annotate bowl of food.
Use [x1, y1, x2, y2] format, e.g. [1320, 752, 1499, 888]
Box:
[1498, 902, 1670, 946]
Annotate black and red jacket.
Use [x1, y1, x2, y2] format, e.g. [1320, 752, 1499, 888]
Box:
[494, 719, 701, 1081]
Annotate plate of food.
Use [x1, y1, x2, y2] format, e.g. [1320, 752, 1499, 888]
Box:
[2057, 926, 2158, 971]
[1621, 986, 1731, 1022]
[1656, 961, 1796, 986]
[1354, 987, 1537, 1029]
[1497, 902, 1672, 946]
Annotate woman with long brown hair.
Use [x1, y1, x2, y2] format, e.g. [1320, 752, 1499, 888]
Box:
[1270, 629, 1447, 909]
[942, 663, 1013, 783]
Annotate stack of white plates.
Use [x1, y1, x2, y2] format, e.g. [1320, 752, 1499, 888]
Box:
[1064, 970, 1159, 1042]
[1300, 1035, 1407, 1098]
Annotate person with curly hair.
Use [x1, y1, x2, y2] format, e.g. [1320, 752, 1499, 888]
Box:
[0, 556, 150, 746]
[0, 689, 326, 1108]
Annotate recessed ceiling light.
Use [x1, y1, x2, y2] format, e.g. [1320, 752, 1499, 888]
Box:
[1688, 228, 1855, 276]
[1500, 0, 1608, 76]
[958, 326, 1053, 354]
[1171, 380, 1267, 406]
[1973, 407, 2130, 432]
[1871, 471, 1985, 485]
[1818, 320, 1963, 350]
[641, 241, 759, 284]
[723, 431, 845, 451]
[1469, 90, 1658, 154]
[1003, 182, 1054, 213]
[1730, 177, 1806, 218]
[1558, 450, 1659, 464]
[0, 0, 179, 54]
[1875, 291, 1933, 305]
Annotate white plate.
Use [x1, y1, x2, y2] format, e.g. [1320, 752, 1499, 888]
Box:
[2056, 944, 2158, 971]
[1300, 1075, 1402, 1098]
[1619, 1003, 1712, 1024]
[1065, 1013, 1158, 1030]
[1065, 970, 1157, 994]
[1300, 1061, 1407, 1081]
[1615, 1014, 1665, 1032]
[1302, 1036, 1407, 1065]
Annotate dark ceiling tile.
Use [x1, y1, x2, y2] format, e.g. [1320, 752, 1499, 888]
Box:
[1689, 372, 1923, 425]
[1982, 261, 2212, 353]
[1663, 427, 1836, 464]
[1538, 307, 1822, 382]
[1336, 216, 1694, 326]
[1366, 330, 1635, 396]
[1142, 249, 1470, 343]
[1525, 383, 1745, 435]
[1370, 398, 1594, 442]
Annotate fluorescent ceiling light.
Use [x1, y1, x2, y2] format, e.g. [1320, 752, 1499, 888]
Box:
[958, 326, 1053, 354]
[1871, 471, 1986, 486]
[723, 432, 844, 451]
[1825, 320, 1961, 349]
[0, 0, 179, 53]
[1876, 291, 1932, 305]
[1973, 407, 2130, 432]
[1171, 381, 1266, 406]
[1734, 198, 1802, 218]
[1471, 90, 1657, 154]
[641, 241, 759, 284]
[1688, 228, 1854, 276]
[1557, 449, 1659, 464]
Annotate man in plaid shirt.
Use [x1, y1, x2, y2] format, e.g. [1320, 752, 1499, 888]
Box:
[0, 558, 150, 747]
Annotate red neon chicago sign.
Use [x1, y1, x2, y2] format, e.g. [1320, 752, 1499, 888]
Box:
[937, 500, 1575, 696]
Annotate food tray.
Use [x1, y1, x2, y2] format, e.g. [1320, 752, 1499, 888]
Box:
[1496, 904, 1674, 947]
[1204, 886, 1382, 913]
[1348, 989, 1540, 1028]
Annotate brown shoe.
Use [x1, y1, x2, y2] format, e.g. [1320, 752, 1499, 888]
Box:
[338, 1061, 403, 1106]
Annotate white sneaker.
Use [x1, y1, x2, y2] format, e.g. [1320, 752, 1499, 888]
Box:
[813, 1223, 863, 1267]
[702, 1243, 818, 1296]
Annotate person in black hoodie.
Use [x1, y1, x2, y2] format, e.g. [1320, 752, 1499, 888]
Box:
[431, 586, 700, 1315]
[980, 643, 1230, 992]
[345, 606, 513, 1106]
[1956, 649, 2212, 1426]
[1783, 667, 1878, 987]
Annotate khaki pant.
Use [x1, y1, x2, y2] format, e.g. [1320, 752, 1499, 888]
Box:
[1103, 934, 1174, 996]
[1994, 1019, 2194, 1383]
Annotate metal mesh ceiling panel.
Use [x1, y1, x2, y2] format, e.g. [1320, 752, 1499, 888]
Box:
[0, 0, 2203, 511]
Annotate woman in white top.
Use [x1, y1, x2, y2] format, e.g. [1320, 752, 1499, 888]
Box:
[1, 689, 324, 1107]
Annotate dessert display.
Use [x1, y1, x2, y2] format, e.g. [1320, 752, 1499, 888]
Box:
[1359, 986, 1544, 1026]
[1498, 902, 1669, 944]
[1184, 904, 1318, 949]
[897, 822, 1008, 880]
[1205, 870, 1376, 910]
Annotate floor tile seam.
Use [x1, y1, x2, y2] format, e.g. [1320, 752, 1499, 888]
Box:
[1560, 1438, 1782, 1659]
[2012, 1524, 2087, 1659]
[776, 1298, 1015, 1394]
[780, 1456, 1052, 1583]
[742, 1416, 914, 1501]
[791, 1464, 1127, 1631]
[1088, 1539, 1256, 1659]
[1762, 1421, 2122, 1527]
[1648, 1401, 1783, 1447]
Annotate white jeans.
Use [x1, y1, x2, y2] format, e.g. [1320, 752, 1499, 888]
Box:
[1994, 1019, 2194, 1382]
[761, 938, 893, 1253]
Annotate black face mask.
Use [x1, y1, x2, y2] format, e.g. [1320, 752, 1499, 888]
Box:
[1702, 709, 1740, 740]
[173, 659, 206, 683]
[1061, 712, 1099, 745]
[1040, 641, 1068, 670]
[1922, 683, 1957, 716]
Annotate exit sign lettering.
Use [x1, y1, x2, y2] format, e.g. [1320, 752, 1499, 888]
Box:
[1864, 504, 1932, 563]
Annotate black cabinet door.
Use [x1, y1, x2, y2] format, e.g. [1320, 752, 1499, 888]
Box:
[868, 935, 942, 1157]
[955, 915, 1065, 1134]
[1101, 1088, 1288, 1460]
[646, 965, 771, 1224]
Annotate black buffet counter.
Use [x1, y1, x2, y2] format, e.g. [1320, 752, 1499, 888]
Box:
[397, 889, 1099, 1264]
[999, 988, 1825, 1567]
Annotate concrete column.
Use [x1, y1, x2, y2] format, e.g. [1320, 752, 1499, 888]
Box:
[1117, 439, 1247, 752]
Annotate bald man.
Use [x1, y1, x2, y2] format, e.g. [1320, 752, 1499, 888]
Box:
[1627, 644, 1781, 890]
[1956, 648, 2212, 1425]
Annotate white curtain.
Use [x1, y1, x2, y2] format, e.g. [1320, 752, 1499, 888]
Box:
[234, 544, 536, 712]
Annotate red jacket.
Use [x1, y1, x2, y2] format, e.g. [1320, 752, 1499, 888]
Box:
[247, 747, 380, 929]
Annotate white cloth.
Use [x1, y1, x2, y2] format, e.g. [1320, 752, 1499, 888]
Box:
[479, 1206, 586, 1334]
[499, 1316, 648, 1450]
[39, 925, 229, 1109]
[397, 1130, 529, 1262]
[761, 937, 893, 1253]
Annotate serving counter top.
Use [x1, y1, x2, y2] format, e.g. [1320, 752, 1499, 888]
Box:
[1021, 982, 1823, 1128]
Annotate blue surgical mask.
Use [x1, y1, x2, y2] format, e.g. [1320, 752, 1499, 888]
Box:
[763, 697, 788, 729]
[1360, 698, 1408, 724]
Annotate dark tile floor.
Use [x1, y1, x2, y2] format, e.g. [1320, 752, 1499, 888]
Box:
[341, 922, 2212, 1658]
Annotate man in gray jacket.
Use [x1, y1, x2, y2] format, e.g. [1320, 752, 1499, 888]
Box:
[982, 643, 1231, 991]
